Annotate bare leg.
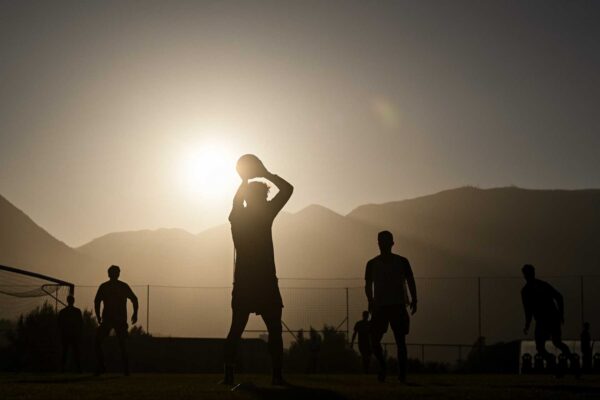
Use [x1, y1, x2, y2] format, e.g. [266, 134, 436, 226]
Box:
[60, 338, 68, 373]
[361, 352, 371, 373]
[224, 310, 250, 365]
[95, 325, 110, 374]
[72, 340, 81, 373]
[116, 327, 129, 376]
[391, 330, 407, 381]
[261, 308, 284, 382]
[371, 328, 386, 381]
[223, 309, 250, 384]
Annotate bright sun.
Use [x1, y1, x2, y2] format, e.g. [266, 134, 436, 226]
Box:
[179, 145, 238, 198]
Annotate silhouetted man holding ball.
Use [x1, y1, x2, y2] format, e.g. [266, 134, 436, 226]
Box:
[223, 155, 293, 386]
[366, 231, 417, 383]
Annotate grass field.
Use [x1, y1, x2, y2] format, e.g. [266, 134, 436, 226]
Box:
[2, 373, 600, 400]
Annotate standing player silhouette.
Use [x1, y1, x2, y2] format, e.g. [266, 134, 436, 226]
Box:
[365, 231, 417, 382]
[58, 295, 83, 373]
[223, 155, 293, 386]
[94, 265, 138, 376]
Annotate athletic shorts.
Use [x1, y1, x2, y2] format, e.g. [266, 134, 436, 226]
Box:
[97, 319, 128, 337]
[370, 304, 410, 336]
[231, 280, 283, 315]
[358, 341, 372, 356]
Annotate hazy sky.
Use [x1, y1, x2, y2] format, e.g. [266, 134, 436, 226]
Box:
[1, 1, 599, 246]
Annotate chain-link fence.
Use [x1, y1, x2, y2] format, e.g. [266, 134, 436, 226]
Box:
[3, 275, 598, 364]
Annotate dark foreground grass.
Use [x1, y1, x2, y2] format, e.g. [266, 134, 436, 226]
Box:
[2, 373, 600, 400]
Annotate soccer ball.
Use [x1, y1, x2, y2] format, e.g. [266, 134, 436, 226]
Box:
[236, 154, 266, 180]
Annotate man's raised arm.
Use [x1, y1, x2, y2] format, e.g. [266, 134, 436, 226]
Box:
[265, 172, 293, 215]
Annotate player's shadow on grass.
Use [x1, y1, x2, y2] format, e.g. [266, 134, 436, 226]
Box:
[233, 382, 347, 400]
[511, 384, 600, 395]
[16, 375, 119, 384]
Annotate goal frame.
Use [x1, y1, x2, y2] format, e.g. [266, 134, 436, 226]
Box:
[0, 264, 75, 307]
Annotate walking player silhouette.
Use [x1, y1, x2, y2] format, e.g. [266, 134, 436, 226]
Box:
[351, 310, 372, 373]
[365, 231, 417, 382]
[521, 264, 576, 377]
[94, 265, 138, 376]
[223, 155, 293, 386]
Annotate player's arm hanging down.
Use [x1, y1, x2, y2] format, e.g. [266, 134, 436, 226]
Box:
[406, 261, 418, 315]
[127, 285, 139, 324]
[365, 261, 374, 313]
[550, 285, 565, 324]
[94, 288, 103, 324]
[522, 289, 533, 335]
[350, 325, 358, 348]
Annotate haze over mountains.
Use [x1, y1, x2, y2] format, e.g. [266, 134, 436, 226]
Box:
[3, 186, 600, 342]
[2, 186, 599, 286]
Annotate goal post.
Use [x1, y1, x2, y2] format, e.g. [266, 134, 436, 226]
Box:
[0, 264, 75, 310]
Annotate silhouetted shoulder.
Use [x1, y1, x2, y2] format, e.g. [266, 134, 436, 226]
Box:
[95, 281, 110, 298]
[393, 254, 410, 264]
[367, 255, 382, 265]
[521, 285, 528, 294]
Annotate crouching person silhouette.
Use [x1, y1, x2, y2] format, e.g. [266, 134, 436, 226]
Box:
[94, 265, 138, 376]
[223, 155, 293, 386]
[521, 264, 577, 377]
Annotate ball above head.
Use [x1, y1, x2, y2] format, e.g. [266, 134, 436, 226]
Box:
[236, 154, 266, 180]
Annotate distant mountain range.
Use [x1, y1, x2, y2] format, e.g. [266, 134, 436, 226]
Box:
[2, 186, 599, 286]
[2, 187, 599, 342]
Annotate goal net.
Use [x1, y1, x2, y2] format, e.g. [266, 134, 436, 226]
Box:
[0, 264, 74, 322]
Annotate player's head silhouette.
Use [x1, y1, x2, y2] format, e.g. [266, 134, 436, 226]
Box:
[522, 264, 535, 283]
[377, 230, 394, 254]
[362, 310, 369, 320]
[66, 295, 75, 306]
[108, 264, 121, 281]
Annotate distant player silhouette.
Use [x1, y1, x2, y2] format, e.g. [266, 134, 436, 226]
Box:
[365, 231, 417, 382]
[351, 310, 372, 373]
[223, 155, 293, 386]
[581, 322, 592, 372]
[307, 329, 322, 374]
[94, 265, 138, 375]
[58, 295, 82, 372]
[521, 264, 573, 376]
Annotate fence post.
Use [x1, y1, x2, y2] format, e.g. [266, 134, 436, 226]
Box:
[580, 275, 584, 328]
[345, 287, 350, 343]
[477, 277, 483, 368]
[477, 277, 482, 340]
[147, 284, 150, 334]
